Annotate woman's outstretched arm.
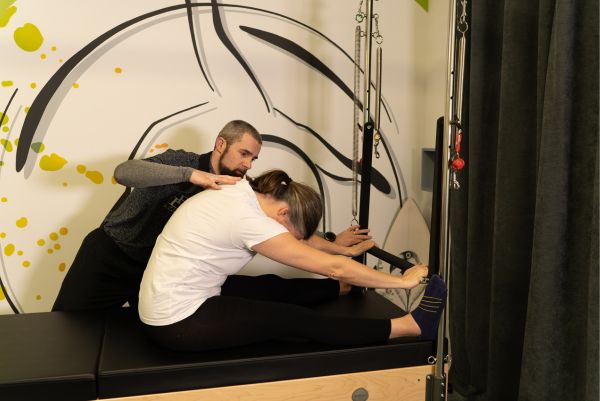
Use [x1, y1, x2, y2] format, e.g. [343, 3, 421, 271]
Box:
[252, 233, 427, 290]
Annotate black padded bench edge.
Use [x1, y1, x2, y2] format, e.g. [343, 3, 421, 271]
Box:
[98, 292, 435, 398]
[0, 312, 106, 401]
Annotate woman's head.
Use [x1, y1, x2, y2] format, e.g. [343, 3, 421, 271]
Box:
[248, 170, 322, 239]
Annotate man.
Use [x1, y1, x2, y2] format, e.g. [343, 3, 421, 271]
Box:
[52, 120, 371, 311]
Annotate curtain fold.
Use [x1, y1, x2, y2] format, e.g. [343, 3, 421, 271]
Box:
[449, 0, 598, 400]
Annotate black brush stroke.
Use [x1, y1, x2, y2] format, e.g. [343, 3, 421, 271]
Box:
[243, 27, 399, 200]
[316, 165, 353, 182]
[211, 0, 269, 112]
[0, 88, 18, 132]
[109, 102, 209, 213]
[16, 3, 187, 171]
[275, 107, 390, 195]
[242, 26, 358, 108]
[262, 134, 326, 232]
[0, 87, 20, 313]
[127, 102, 208, 160]
[0, 276, 18, 314]
[185, 0, 215, 92]
[16, 2, 391, 171]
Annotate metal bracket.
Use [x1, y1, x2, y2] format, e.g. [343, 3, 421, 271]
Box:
[425, 374, 446, 401]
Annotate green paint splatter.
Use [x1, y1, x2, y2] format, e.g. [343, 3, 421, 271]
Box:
[0, 0, 17, 28]
[414, 0, 428, 11]
[0, 138, 13, 151]
[1, 80, 13, 87]
[30, 142, 44, 153]
[14, 23, 44, 52]
[39, 153, 67, 171]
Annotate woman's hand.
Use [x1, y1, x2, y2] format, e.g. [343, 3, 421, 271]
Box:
[401, 264, 429, 289]
[344, 239, 377, 257]
[189, 170, 240, 189]
[334, 225, 372, 246]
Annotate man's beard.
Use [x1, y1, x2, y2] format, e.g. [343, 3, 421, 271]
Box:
[218, 151, 246, 177]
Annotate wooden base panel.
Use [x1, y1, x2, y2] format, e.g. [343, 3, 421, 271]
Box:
[104, 365, 433, 401]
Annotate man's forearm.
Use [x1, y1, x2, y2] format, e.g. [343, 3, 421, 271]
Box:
[113, 159, 194, 188]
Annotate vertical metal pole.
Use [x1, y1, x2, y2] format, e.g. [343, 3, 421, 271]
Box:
[357, 0, 374, 265]
[374, 47, 382, 133]
[427, 1, 458, 400]
[362, 0, 374, 127]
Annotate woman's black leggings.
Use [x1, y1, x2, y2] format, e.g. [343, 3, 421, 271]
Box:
[143, 274, 391, 351]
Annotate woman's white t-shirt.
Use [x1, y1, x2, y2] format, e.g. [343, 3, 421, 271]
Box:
[138, 179, 288, 326]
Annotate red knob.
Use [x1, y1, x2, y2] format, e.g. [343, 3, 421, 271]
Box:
[452, 157, 465, 170]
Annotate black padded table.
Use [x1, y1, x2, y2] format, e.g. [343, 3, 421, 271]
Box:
[97, 291, 435, 398]
[0, 311, 106, 401]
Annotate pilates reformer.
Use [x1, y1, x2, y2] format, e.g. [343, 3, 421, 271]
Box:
[0, 1, 468, 400]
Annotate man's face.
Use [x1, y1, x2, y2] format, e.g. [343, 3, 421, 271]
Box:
[217, 133, 261, 177]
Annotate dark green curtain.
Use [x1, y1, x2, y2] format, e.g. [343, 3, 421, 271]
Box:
[448, 0, 598, 400]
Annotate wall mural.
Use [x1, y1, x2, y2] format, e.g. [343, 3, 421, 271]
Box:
[0, 1, 446, 314]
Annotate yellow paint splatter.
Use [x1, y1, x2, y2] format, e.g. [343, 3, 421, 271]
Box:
[22, 261, 30, 267]
[30, 142, 44, 153]
[1, 80, 12, 87]
[49, 232, 58, 241]
[0, 287, 4, 301]
[0, 1, 17, 28]
[1, 114, 9, 126]
[58, 262, 66, 272]
[16, 217, 27, 228]
[3, 243, 14, 256]
[24, 106, 29, 113]
[0, 161, 4, 166]
[51, 45, 56, 51]
[40, 53, 46, 59]
[1, 196, 6, 202]
[13, 137, 18, 145]
[0, 232, 5, 238]
[62, 182, 68, 187]
[59, 59, 63, 63]
[114, 67, 122, 73]
[76, 164, 86, 174]
[85, 170, 104, 184]
[59, 227, 68, 235]
[47, 249, 53, 254]
[72, 83, 79, 88]
[111, 176, 116, 184]
[17, 250, 23, 256]
[53, 243, 61, 250]
[14, 23, 44, 52]
[39, 153, 67, 171]
[37, 239, 45, 246]
[0, 138, 13, 151]
[2, 126, 8, 132]
[30, 82, 36, 89]
[36, 295, 41, 300]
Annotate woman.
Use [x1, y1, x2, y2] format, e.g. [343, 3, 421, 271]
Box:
[138, 170, 446, 351]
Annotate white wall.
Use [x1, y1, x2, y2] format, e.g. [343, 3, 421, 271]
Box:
[0, 1, 449, 314]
